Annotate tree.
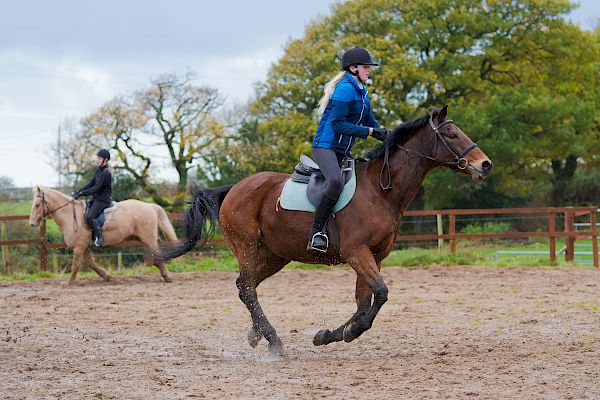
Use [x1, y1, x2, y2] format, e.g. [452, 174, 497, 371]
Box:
[232, 0, 599, 208]
[0, 176, 14, 189]
[74, 72, 225, 207]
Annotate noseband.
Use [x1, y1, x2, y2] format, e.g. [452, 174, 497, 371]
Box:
[379, 114, 479, 190]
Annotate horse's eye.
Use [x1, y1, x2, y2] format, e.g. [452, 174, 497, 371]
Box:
[447, 133, 458, 139]
[35, 204, 40, 208]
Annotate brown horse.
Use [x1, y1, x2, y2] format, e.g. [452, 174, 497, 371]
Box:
[29, 187, 178, 285]
[158, 106, 492, 355]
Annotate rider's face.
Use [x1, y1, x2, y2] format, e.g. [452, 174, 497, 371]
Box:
[96, 156, 105, 166]
[352, 64, 372, 83]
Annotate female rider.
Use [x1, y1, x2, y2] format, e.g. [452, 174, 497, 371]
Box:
[71, 149, 113, 247]
[309, 46, 388, 252]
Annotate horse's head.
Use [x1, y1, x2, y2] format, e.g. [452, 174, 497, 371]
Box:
[29, 186, 45, 227]
[29, 187, 78, 227]
[427, 105, 492, 180]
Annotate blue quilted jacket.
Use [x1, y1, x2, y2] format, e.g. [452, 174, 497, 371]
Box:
[312, 72, 379, 156]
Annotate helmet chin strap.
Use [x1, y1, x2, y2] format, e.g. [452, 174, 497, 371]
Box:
[349, 65, 365, 84]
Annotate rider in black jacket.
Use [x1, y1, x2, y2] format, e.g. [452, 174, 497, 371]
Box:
[71, 149, 113, 247]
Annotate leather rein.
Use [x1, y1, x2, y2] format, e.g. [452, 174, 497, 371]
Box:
[379, 114, 478, 190]
[39, 190, 79, 232]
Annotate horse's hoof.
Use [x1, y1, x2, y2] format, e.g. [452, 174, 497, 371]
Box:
[313, 329, 331, 346]
[343, 324, 356, 343]
[67, 280, 76, 286]
[247, 328, 263, 348]
[163, 277, 172, 283]
[105, 275, 111, 282]
[268, 341, 284, 356]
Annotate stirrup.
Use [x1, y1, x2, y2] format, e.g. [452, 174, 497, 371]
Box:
[93, 236, 104, 247]
[308, 232, 329, 253]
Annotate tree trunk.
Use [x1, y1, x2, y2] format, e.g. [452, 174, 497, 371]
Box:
[550, 154, 577, 206]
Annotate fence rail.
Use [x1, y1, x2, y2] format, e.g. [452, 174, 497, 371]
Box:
[1, 207, 598, 271]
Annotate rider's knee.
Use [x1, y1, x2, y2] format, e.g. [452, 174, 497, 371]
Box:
[327, 177, 343, 198]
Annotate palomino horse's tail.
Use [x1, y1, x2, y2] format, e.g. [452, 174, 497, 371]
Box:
[155, 182, 233, 261]
[152, 204, 178, 242]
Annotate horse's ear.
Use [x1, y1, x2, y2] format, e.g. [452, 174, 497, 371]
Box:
[438, 105, 448, 122]
[35, 185, 40, 193]
[428, 105, 441, 122]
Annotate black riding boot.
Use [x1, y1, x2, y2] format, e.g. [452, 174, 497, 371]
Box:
[91, 220, 104, 247]
[307, 193, 338, 253]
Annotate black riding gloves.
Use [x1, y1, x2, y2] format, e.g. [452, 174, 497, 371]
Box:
[371, 127, 389, 142]
[71, 191, 81, 199]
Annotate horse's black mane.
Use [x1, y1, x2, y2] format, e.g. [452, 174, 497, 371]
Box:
[367, 114, 430, 160]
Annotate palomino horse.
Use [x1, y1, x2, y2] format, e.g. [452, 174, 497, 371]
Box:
[158, 106, 492, 355]
[29, 187, 178, 285]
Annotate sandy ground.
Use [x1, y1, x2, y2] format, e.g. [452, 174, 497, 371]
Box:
[1, 266, 599, 399]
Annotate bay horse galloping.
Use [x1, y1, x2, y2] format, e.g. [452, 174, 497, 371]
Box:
[159, 106, 492, 355]
[29, 187, 178, 285]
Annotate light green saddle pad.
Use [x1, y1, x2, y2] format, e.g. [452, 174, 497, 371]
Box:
[279, 170, 357, 213]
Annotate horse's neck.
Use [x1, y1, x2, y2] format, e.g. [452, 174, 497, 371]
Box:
[365, 141, 436, 217]
[44, 190, 80, 230]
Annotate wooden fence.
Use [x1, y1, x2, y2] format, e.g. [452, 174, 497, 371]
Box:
[0, 206, 598, 271]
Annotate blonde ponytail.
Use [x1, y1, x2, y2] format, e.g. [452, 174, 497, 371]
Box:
[318, 71, 346, 114]
[106, 162, 114, 175]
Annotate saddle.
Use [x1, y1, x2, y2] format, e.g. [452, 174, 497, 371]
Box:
[85, 200, 118, 228]
[290, 155, 354, 207]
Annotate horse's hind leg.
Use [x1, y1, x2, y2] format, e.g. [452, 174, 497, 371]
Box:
[313, 274, 372, 346]
[154, 258, 172, 283]
[140, 234, 171, 282]
[84, 248, 110, 282]
[236, 253, 289, 355]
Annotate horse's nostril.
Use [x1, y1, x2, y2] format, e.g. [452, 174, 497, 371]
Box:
[482, 160, 492, 171]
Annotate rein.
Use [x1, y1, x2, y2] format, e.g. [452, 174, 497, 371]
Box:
[39, 190, 79, 232]
[379, 114, 478, 191]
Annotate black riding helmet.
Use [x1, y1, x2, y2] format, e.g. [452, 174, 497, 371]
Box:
[97, 149, 110, 160]
[341, 46, 378, 71]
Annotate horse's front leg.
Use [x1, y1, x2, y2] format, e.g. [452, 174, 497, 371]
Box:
[342, 246, 388, 343]
[313, 274, 373, 346]
[68, 247, 86, 285]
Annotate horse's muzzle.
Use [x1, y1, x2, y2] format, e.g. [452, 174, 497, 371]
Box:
[468, 159, 492, 180]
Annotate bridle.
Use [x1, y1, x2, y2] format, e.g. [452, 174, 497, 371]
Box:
[379, 113, 479, 190]
[37, 190, 79, 231]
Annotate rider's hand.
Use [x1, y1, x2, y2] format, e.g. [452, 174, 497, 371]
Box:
[71, 191, 81, 199]
[371, 127, 389, 142]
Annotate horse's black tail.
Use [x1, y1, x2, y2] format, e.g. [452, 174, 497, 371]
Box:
[155, 182, 233, 262]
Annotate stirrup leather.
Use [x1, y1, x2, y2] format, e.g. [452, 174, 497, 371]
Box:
[309, 231, 329, 253]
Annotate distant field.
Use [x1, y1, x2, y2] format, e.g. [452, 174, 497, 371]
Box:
[0, 200, 32, 215]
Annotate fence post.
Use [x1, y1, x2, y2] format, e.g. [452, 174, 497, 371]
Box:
[591, 210, 598, 268]
[39, 220, 48, 271]
[564, 209, 575, 262]
[52, 253, 58, 273]
[436, 213, 444, 253]
[548, 212, 556, 263]
[449, 214, 456, 254]
[117, 251, 123, 273]
[1, 222, 9, 275]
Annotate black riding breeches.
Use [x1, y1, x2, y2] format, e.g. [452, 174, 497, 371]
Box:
[85, 200, 109, 228]
[312, 147, 344, 201]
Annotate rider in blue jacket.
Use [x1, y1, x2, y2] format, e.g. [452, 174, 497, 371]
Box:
[308, 46, 389, 252]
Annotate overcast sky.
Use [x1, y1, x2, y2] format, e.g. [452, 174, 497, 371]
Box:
[0, 0, 598, 188]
